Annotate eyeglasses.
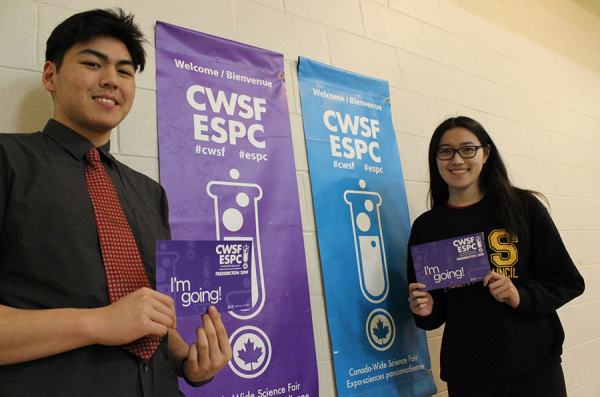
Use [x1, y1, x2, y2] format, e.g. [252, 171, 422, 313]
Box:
[436, 145, 483, 161]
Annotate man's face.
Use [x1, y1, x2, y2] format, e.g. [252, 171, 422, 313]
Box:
[42, 36, 136, 144]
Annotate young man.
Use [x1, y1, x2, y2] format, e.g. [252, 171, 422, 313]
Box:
[0, 9, 231, 396]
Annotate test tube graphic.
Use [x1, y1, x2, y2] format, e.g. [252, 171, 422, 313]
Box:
[207, 169, 264, 320]
[243, 245, 249, 265]
[476, 235, 483, 252]
[344, 182, 389, 304]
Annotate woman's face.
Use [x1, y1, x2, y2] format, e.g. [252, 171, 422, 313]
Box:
[436, 127, 490, 203]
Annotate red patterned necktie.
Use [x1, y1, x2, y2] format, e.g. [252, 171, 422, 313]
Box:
[85, 147, 160, 360]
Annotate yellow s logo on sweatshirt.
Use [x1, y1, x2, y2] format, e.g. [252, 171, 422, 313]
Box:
[488, 229, 519, 278]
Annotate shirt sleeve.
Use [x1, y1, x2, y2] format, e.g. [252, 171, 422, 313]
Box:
[158, 184, 171, 240]
[515, 196, 585, 316]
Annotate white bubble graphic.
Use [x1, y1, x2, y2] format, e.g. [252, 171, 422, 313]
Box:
[356, 212, 371, 232]
[236, 193, 250, 207]
[223, 208, 243, 232]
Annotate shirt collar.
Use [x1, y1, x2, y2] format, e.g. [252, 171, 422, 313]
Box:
[42, 119, 113, 161]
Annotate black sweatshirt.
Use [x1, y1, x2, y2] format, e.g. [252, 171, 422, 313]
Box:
[407, 193, 585, 383]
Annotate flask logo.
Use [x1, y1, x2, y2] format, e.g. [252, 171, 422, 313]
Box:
[344, 180, 389, 304]
[207, 168, 265, 319]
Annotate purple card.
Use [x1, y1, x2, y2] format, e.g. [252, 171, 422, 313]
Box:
[410, 232, 490, 291]
[156, 240, 252, 316]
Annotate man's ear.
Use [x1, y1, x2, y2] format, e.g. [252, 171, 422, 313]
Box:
[42, 61, 57, 94]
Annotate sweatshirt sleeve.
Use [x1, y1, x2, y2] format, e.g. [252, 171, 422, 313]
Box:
[515, 196, 585, 316]
[0, 138, 10, 237]
[407, 224, 446, 330]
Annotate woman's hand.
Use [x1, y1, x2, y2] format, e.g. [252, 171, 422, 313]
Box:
[408, 283, 434, 317]
[483, 271, 520, 309]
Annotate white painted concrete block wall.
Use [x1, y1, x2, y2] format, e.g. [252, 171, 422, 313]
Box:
[1, 0, 599, 396]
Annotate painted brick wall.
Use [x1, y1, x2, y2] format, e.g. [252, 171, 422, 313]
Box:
[1, 0, 599, 395]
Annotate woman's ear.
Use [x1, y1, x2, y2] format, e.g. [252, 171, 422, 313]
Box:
[483, 145, 491, 164]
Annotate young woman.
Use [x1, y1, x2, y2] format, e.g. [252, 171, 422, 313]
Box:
[407, 116, 585, 397]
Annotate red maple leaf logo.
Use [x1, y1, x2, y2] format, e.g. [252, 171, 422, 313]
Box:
[237, 339, 263, 370]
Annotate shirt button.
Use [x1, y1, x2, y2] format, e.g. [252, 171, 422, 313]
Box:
[143, 362, 149, 372]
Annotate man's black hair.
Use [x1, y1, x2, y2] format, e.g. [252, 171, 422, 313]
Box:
[45, 8, 147, 72]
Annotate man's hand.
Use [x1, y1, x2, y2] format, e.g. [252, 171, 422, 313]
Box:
[408, 283, 434, 317]
[0, 288, 177, 365]
[181, 306, 232, 383]
[93, 287, 177, 346]
[483, 271, 520, 309]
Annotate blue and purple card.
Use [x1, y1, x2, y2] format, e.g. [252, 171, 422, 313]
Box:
[410, 232, 491, 291]
[156, 240, 252, 316]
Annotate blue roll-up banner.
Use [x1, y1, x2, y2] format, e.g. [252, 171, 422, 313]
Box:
[298, 57, 437, 397]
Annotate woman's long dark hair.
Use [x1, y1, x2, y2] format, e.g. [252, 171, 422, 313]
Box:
[428, 116, 545, 238]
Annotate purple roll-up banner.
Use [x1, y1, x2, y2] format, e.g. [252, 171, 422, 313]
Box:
[155, 21, 318, 396]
